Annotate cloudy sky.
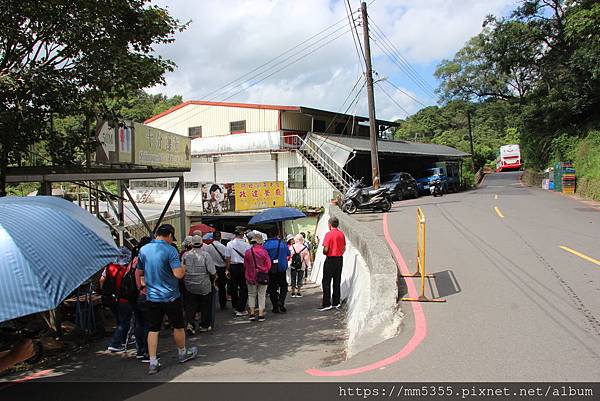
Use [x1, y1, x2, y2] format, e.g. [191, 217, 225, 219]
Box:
[148, 0, 518, 121]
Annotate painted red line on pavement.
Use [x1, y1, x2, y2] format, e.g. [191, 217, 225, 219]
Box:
[305, 213, 427, 377]
[0, 369, 54, 390]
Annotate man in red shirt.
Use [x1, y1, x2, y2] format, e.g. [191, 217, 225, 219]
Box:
[320, 217, 346, 311]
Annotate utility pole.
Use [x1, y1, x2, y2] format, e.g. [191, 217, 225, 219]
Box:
[466, 107, 476, 172]
[361, 1, 381, 188]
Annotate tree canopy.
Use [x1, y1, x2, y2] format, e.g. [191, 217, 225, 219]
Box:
[0, 0, 187, 195]
[422, 0, 600, 169]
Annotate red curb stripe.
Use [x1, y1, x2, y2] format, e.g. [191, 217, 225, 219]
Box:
[305, 213, 427, 377]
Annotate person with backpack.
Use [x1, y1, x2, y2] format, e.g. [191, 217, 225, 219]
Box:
[226, 226, 251, 317]
[263, 228, 291, 313]
[244, 234, 271, 322]
[100, 247, 135, 353]
[132, 236, 152, 362]
[202, 231, 230, 311]
[289, 234, 312, 298]
[182, 235, 216, 334]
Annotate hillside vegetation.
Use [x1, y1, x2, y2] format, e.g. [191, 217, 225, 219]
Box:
[396, 0, 600, 199]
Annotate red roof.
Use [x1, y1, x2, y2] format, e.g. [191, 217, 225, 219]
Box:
[144, 100, 300, 124]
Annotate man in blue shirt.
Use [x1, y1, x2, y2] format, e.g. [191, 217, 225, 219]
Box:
[263, 228, 291, 313]
[138, 224, 198, 375]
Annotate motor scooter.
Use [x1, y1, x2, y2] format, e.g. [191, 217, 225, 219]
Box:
[341, 178, 393, 214]
[430, 178, 444, 197]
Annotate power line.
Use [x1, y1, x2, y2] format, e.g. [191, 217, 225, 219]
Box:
[368, 17, 437, 95]
[370, 38, 435, 101]
[345, 0, 366, 69]
[368, 16, 436, 93]
[375, 81, 410, 117]
[377, 73, 428, 108]
[200, 11, 359, 103]
[162, 27, 354, 127]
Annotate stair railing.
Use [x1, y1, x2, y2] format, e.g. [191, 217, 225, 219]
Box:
[282, 133, 352, 191]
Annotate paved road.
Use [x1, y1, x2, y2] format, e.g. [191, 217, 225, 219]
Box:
[335, 171, 600, 381]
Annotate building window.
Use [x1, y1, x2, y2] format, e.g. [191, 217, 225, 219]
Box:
[188, 126, 202, 138]
[230, 120, 246, 134]
[184, 182, 200, 189]
[288, 167, 306, 189]
[313, 119, 326, 132]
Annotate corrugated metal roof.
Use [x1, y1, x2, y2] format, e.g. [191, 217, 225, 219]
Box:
[314, 134, 470, 158]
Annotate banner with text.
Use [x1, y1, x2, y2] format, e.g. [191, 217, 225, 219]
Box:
[234, 181, 285, 211]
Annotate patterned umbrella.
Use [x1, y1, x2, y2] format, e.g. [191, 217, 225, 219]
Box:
[0, 196, 120, 322]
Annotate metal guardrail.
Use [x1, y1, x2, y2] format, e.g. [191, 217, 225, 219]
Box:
[400, 207, 446, 303]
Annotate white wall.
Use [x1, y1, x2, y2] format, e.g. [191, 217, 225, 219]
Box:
[276, 151, 337, 208]
[147, 104, 279, 137]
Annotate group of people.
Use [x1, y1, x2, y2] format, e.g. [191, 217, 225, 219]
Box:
[100, 219, 333, 375]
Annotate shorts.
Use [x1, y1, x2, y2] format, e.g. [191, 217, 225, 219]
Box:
[145, 298, 185, 331]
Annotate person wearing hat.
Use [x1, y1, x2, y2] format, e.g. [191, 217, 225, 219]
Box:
[138, 224, 198, 375]
[244, 233, 271, 322]
[226, 226, 251, 317]
[182, 235, 216, 334]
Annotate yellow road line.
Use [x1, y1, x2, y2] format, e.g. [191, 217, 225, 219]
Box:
[494, 206, 505, 218]
[559, 246, 600, 267]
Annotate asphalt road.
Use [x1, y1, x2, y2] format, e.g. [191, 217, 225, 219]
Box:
[338, 171, 600, 381]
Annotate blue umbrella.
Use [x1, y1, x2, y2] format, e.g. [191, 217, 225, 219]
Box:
[0, 196, 120, 323]
[248, 207, 306, 225]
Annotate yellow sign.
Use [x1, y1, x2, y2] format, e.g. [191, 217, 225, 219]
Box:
[234, 181, 285, 211]
[133, 122, 191, 169]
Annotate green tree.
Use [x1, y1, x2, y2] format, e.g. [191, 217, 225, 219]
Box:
[0, 1, 187, 196]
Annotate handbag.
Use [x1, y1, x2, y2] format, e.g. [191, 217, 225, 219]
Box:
[251, 248, 269, 285]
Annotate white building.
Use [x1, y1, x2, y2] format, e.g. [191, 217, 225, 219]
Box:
[132, 100, 467, 209]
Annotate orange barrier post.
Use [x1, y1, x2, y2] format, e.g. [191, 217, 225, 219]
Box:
[401, 208, 446, 303]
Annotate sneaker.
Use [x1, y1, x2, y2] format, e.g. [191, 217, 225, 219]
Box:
[178, 346, 199, 364]
[198, 326, 211, 333]
[122, 338, 136, 347]
[249, 315, 256, 322]
[186, 323, 196, 336]
[318, 306, 333, 312]
[148, 362, 161, 375]
[140, 354, 151, 363]
[334, 304, 342, 309]
[290, 293, 297, 298]
[235, 311, 248, 317]
[279, 305, 287, 313]
[257, 316, 266, 322]
[296, 292, 303, 298]
[271, 308, 280, 314]
[107, 345, 125, 353]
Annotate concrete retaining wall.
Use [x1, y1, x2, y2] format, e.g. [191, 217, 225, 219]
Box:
[311, 206, 403, 357]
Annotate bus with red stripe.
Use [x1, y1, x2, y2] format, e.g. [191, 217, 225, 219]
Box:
[496, 144, 522, 172]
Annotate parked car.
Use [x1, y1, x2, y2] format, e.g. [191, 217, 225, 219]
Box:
[380, 172, 419, 201]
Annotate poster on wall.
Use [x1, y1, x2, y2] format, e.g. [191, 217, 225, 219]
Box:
[201, 183, 235, 214]
[234, 181, 285, 211]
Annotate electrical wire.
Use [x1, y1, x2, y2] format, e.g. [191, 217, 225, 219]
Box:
[160, 26, 355, 128]
[375, 81, 410, 117]
[368, 16, 437, 95]
[377, 73, 428, 108]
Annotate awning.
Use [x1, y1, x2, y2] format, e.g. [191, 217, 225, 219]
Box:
[313, 134, 470, 159]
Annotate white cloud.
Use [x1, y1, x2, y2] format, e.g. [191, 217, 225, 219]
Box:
[148, 0, 518, 120]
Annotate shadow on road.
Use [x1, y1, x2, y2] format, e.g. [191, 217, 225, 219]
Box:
[6, 287, 347, 382]
[429, 270, 461, 298]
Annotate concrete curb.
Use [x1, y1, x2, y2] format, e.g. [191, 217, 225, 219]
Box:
[328, 205, 403, 357]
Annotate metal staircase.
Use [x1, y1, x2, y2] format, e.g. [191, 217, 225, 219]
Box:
[285, 134, 353, 193]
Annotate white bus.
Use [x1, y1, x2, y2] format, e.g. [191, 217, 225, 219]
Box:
[496, 144, 522, 172]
